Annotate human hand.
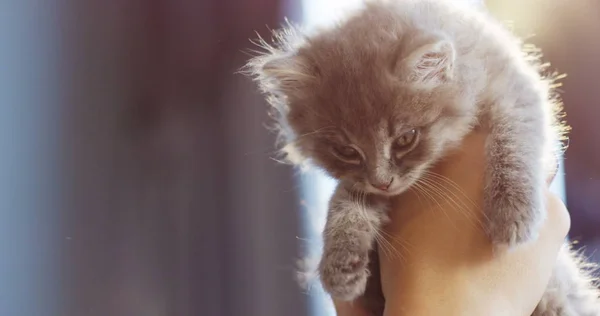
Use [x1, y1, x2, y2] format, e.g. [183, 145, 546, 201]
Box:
[333, 129, 570, 316]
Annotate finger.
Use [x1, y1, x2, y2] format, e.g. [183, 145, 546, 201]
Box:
[544, 190, 571, 243]
[333, 300, 374, 316]
[497, 191, 571, 315]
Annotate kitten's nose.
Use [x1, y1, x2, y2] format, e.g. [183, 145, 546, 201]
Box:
[372, 178, 393, 191]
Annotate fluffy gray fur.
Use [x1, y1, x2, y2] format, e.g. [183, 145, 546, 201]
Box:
[244, 0, 599, 314]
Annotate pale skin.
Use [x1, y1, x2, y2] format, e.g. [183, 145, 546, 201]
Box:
[333, 129, 571, 316]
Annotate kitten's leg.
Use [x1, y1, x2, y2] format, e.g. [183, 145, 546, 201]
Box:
[319, 184, 388, 301]
[485, 96, 547, 247]
[533, 243, 600, 316]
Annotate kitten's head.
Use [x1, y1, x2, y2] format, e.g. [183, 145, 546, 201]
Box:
[247, 19, 476, 196]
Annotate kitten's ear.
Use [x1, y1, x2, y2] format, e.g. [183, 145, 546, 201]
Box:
[401, 39, 455, 86]
[252, 52, 317, 94]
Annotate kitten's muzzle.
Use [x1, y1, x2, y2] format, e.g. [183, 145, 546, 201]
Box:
[371, 178, 394, 191]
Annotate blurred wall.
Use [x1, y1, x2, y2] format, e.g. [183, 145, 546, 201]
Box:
[0, 0, 306, 315]
[0, 0, 62, 315]
[61, 0, 308, 315]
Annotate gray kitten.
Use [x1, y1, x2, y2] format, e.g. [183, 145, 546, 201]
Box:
[245, 0, 600, 314]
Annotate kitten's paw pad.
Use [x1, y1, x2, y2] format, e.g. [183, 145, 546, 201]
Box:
[319, 248, 370, 301]
[486, 197, 544, 248]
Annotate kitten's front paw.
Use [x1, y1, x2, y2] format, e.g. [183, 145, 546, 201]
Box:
[319, 247, 370, 301]
[486, 193, 544, 249]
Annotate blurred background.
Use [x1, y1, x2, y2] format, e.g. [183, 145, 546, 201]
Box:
[0, 0, 598, 315]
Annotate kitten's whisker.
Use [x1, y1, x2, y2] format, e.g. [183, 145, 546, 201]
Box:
[412, 181, 441, 213]
[355, 191, 396, 260]
[353, 192, 390, 259]
[357, 190, 403, 261]
[306, 107, 336, 125]
[414, 180, 447, 214]
[243, 148, 280, 157]
[408, 185, 426, 209]
[374, 227, 403, 261]
[419, 176, 476, 225]
[423, 171, 487, 222]
[410, 182, 434, 209]
[419, 176, 485, 230]
[422, 172, 483, 218]
[373, 230, 393, 260]
[294, 126, 338, 140]
[420, 176, 469, 212]
[378, 234, 403, 261]
[415, 179, 460, 231]
[374, 225, 403, 260]
[269, 157, 289, 164]
[377, 229, 414, 254]
[351, 190, 375, 244]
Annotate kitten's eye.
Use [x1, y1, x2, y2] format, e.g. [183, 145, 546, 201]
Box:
[395, 129, 418, 149]
[333, 145, 361, 162]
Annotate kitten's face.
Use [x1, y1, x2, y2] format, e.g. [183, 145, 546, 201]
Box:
[250, 24, 476, 196]
[288, 80, 466, 197]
